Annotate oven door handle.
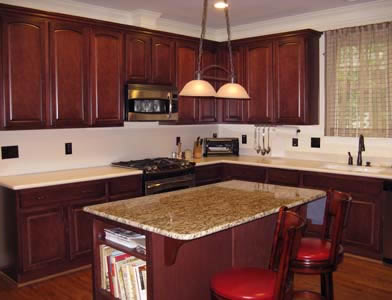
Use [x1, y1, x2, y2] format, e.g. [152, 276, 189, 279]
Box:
[168, 93, 173, 120]
[147, 178, 192, 190]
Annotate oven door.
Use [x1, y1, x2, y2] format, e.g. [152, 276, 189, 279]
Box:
[144, 174, 195, 195]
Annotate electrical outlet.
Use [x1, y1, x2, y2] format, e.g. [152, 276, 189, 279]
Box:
[65, 143, 72, 155]
[242, 134, 247, 144]
[292, 138, 298, 147]
[311, 137, 321, 148]
[176, 136, 181, 145]
[1, 145, 19, 159]
[213, 133, 218, 138]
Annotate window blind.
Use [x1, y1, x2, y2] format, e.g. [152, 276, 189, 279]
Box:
[325, 22, 392, 137]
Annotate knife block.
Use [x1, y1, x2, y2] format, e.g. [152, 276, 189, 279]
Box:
[193, 143, 203, 159]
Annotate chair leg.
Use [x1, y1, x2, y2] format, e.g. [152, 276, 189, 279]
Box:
[320, 273, 327, 297]
[324, 272, 334, 300]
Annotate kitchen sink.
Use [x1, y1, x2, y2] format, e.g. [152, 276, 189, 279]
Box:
[322, 163, 385, 174]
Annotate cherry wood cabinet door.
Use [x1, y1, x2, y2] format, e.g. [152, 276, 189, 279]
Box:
[221, 47, 247, 123]
[90, 28, 124, 127]
[199, 46, 217, 123]
[151, 37, 175, 84]
[245, 40, 274, 124]
[68, 198, 106, 260]
[49, 22, 89, 128]
[21, 207, 67, 272]
[125, 33, 151, 83]
[274, 36, 306, 124]
[2, 16, 49, 129]
[176, 40, 198, 123]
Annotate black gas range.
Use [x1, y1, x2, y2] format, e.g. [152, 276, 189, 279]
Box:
[112, 158, 196, 195]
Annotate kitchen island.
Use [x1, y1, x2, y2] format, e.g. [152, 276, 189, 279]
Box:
[84, 180, 325, 300]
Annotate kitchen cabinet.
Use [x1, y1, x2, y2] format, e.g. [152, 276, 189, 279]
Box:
[151, 37, 175, 84]
[1, 15, 49, 129]
[176, 40, 198, 123]
[2, 174, 142, 283]
[199, 46, 218, 123]
[244, 40, 274, 123]
[220, 47, 247, 123]
[125, 33, 151, 83]
[267, 168, 300, 186]
[224, 164, 266, 182]
[195, 164, 224, 186]
[301, 172, 383, 259]
[90, 27, 124, 127]
[274, 33, 319, 124]
[125, 34, 175, 84]
[49, 21, 90, 127]
[21, 207, 67, 272]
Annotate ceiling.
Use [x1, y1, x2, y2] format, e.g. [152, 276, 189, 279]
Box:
[73, 0, 379, 28]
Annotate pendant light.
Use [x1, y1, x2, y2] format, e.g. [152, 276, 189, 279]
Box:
[179, 0, 217, 97]
[179, 0, 250, 100]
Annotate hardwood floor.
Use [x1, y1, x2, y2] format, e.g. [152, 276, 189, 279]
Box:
[0, 256, 391, 299]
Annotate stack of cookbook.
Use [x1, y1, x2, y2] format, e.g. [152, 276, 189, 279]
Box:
[100, 245, 147, 300]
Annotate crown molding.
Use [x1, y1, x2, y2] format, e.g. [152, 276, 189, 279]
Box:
[0, 0, 391, 41]
[215, 0, 392, 41]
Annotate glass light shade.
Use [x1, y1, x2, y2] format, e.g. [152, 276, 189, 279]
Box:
[216, 83, 250, 99]
[214, 1, 229, 9]
[179, 79, 217, 97]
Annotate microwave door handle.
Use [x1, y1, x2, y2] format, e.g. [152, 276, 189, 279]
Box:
[168, 93, 172, 119]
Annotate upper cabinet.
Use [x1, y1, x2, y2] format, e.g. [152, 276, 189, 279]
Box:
[90, 28, 124, 127]
[176, 40, 198, 123]
[125, 33, 151, 83]
[198, 46, 217, 123]
[125, 34, 175, 85]
[1, 15, 49, 129]
[244, 40, 274, 124]
[274, 33, 320, 124]
[49, 21, 90, 128]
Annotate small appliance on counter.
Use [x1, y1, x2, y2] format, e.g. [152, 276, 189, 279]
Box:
[203, 137, 239, 157]
[125, 83, 178, 121]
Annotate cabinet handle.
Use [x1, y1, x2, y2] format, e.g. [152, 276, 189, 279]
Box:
[36, 195, 46, 200]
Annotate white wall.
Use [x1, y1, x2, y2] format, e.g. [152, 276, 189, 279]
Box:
[0, 124, 218, 176]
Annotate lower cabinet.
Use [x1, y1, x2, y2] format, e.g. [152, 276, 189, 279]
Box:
[21, 207, 67, 272]
[4, 174, 142, 284]
[224, 164, 266, 182]
[195, 164, 224, 186]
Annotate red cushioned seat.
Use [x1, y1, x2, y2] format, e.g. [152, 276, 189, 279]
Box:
[211, 267, 277, 300]
[296, 237, 343, 261]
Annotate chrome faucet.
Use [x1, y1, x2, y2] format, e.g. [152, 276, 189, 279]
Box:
[357, 134, 365, 166]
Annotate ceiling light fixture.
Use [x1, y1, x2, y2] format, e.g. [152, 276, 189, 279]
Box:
[179, 0, 250, 100]
[214, 1, 229, 9]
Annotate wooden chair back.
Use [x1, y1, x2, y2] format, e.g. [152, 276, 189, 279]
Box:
[321, 189, 352, 265]
[269, 207, 306, 300]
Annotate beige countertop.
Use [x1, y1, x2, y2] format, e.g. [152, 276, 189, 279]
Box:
[0, 166, 142, 190]
[1, 155, 391, 191]
[83, 180, 325, 240]
[193, 156, 392, 180]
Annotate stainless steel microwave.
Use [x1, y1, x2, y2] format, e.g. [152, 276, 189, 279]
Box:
[125, 84, 178, 121]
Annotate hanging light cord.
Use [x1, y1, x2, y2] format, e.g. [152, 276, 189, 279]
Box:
[224, 0, 235, 83]
[196, 0, 209, 80]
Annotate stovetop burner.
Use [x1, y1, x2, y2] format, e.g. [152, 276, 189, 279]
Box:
[112, 157, 195, 175]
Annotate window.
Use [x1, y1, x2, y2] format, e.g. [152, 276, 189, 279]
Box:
[325, 22, 392, 137]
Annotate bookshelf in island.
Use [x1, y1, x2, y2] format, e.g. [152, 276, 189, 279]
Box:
[84, 180, 326, 300]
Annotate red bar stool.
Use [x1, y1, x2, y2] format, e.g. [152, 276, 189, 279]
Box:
[210, 207, 306, 300]
[291, 190, 352, 300]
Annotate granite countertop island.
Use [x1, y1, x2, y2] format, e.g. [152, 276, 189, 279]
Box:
[86, 180, 325, 300]
[84, 180, 325, 240]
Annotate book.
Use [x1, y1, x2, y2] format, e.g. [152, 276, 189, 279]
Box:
[116, 256, 135, 300]
[131, 260, 147, 300]
[101, 246, 117, 291]
[104, 228, 146, 250]
[108, 251, 130, 297]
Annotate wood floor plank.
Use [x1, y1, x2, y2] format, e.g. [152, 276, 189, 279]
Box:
[0, 256, 391, 299]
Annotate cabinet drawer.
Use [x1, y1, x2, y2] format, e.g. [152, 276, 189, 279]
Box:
[108, 175, 143, 200]
[19, 181, 106, 209]
[302, 172, 384, 196]
[267, 168, 299, 186]
[226, 164, 266, 183]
